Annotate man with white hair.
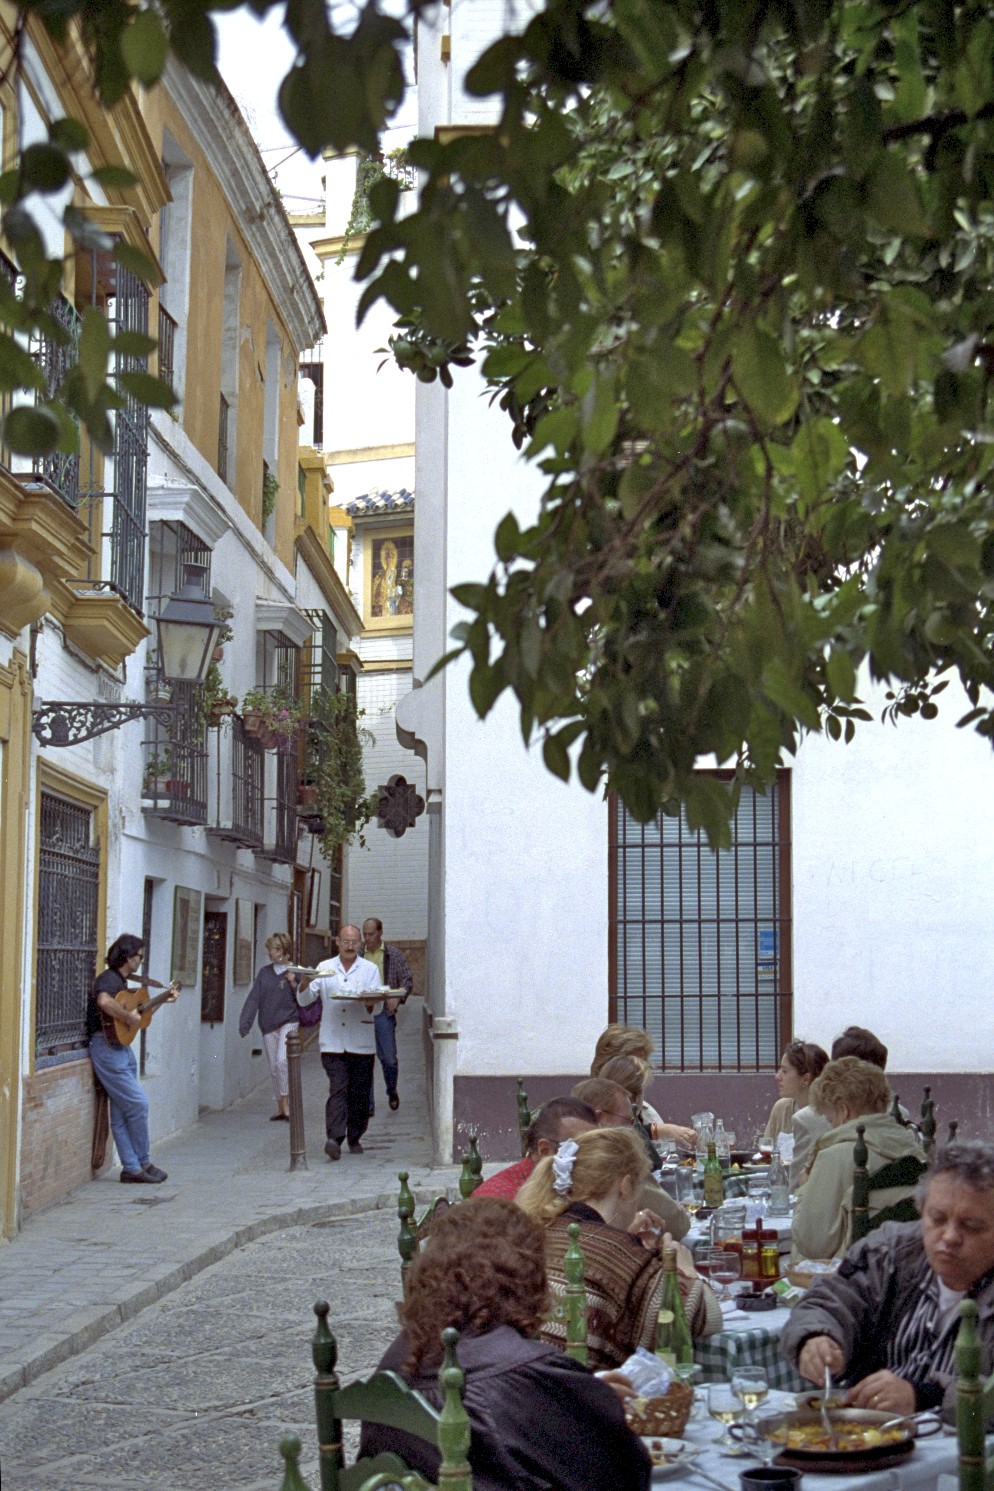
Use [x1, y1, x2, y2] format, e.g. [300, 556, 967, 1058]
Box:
[783, 1140, 994, 1416]
[296, 925, 381, 1161]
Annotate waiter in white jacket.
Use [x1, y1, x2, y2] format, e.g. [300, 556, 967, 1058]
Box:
[297, 924, 382, 1161]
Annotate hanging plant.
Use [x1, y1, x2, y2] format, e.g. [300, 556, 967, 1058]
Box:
[262, 467, 279, 524]
[197, 663, 238, 731]
[303, 687, 376, 854]
[336, 146, 413, 264]
[241, 685, 307, 744]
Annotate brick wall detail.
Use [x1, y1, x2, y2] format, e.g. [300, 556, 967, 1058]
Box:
[21, 1060, 98, 1216]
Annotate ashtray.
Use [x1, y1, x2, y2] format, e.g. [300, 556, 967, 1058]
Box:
[739, 1292, 778, 1311]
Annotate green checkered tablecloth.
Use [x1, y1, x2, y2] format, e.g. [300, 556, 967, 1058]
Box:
[693, 1307, 806, 1392]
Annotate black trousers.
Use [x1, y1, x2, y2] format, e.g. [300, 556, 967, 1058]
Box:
[321, 1051, 375, 1145]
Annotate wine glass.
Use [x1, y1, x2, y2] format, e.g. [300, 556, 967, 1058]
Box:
[707, 1383, 744, 1450]
[707, 1247, 742, 1303]
[732, 1368, 769, 1426]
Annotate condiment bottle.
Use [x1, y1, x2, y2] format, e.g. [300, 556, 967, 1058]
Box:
[741, 1216, 761, 1282]
[759, 1220, 780, 1282]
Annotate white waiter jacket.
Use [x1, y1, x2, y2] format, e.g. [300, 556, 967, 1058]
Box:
[299, 954, 381, 1054]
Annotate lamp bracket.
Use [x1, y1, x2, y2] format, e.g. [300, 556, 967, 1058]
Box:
[32, 701, 176, 747]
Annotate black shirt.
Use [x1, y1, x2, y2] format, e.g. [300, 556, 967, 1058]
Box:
[86, 968, 127, 1044]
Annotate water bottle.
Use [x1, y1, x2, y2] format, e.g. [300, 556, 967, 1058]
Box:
[696, 1118, 713, 1171]
[767, 1149, 790, 1216]
[714, 1119, 731, 1169]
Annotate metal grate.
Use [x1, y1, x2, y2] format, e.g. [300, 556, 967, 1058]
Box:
[299, 360, 323, 448]
[35, 793, 100, 1055]
[31, 292, 82, 507]
[610, 773, 792, 1072]
[302, 609, 339, 701]
[158, 304, 177, 393]
[231, 715, 264, 846]
[257, 744, 298, 864]
[143, 522, 211, 823]
[106, 261, 149, 609]
[218, 392, 229, 483]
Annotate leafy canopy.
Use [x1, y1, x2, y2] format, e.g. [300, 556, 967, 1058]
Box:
[11, 0, 994, 842]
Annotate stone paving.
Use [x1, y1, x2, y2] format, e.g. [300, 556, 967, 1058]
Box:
[0, 1214, 401, 1490]
[0, 1010, 465, 1411]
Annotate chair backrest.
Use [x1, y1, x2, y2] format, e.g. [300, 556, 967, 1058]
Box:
[563, 1221, 589, 1366]
[311, 1300, 472, 1491]
[397, 1171, 452, 1289]
[516, 1078, 532, 1157]
[921, 1084, 938, 1158]
[956, 1298, 994, 1491]
[850, 1122, 928, 1243]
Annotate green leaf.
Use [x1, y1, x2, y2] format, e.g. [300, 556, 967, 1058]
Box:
[49, 118, 89, 153]
[450, 582, 489, 611]
[542, 731, 571, 782]
[762, 660, 821, 731]
[790, 418, 850, 511]
[865, 153, 930, 236]
[78, 306, 111, 403]
[731, 327, 798, 426]
[469, 662, 505, 718]
[494, 511, 520, 562]
[114, 240, 162, 286]
[113, 330, 159, 357]
[121, 9, 169, 85]
[3, 403, 60, 456]
[91, 164, 139, 191]
[825, 647, 856, 702]
[20, 143, 71, 194]
[118, 371, 177, 409]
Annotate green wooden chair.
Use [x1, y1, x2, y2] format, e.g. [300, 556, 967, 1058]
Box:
[397, 1140, 484, 1290]
[956, 1298, 994, 1491]
[544, 1221, 588, 1366]
[850, 1122, 928, 1244]
[921, 1084, 938, 1158]
[516, 1078, 533, 1157]
[306, 1299, 472, 1491]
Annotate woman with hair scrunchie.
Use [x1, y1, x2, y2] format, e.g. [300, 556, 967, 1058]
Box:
[517, 1126, 722, 1371]
[359, 1196, 651, 1490]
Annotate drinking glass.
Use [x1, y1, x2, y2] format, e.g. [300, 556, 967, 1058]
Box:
[707, 1247, 741, 1302]
[707, 1383, 745, 1449]
[732, 1368, 769, 1425]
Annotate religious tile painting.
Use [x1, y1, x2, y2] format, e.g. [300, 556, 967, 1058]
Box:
[369, 532, 414, 621]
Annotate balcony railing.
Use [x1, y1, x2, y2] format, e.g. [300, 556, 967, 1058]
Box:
[0, 251, 81, 510]
[208, 715, 264, 849]
[141, 682, 208, 826]
[158, 304, 177, 394]
[218, 392, 230, 483]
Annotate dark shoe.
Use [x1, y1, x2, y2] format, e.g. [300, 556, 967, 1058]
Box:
[324, 1138, 341, 1161]
[141, 1163, 168, 1183]
[120, 1169, 157, 1184]
[347, 1140, 364, 1154]
[388, 1093, 400, 1111]
[270, 1112, 289, 1122]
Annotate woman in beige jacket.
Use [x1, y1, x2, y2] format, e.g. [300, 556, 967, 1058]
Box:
[791, 1057, 926, 1263]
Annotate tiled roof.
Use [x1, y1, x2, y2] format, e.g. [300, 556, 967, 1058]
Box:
[344, 488, 415, 515]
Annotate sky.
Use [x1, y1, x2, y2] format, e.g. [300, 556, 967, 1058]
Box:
[215, 7, 418, 212]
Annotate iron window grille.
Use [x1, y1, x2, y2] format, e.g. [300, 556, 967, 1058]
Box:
[218, 392, 230, 483]
[35, 793, 99, 1057]
[208, 713, 265, 849]
[257, 741, 298, 864]
[302, 609, 339, 702]
[158, 304, 177, 393]
[609, 771, 792, 1072]
[299, 359, 323, 448]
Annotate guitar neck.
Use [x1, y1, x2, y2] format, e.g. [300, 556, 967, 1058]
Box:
[136, 986, 178, 1016]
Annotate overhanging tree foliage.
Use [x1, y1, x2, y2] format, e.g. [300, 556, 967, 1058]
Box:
[9, 0, 994, 842]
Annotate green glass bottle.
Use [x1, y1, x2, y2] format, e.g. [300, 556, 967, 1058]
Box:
[654, 1306, 676, 1366]
[703, 1139, 725, 1209]
[661, 1245, 694, 1365]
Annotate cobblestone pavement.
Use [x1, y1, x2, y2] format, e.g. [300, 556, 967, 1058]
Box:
[0, 1010, 473, 1406]
[0, 1213, 401, 1490]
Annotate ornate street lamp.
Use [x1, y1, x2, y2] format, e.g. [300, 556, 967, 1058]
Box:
[32, 566, 223, 747]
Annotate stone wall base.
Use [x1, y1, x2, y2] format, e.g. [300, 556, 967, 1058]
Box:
[21, 1059, 99, 1217]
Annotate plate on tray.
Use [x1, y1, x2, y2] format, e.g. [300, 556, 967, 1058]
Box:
[640, 1438, 702, 1480]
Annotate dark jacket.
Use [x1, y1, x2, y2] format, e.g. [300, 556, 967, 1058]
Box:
[359, 1324, 650, 1491]
[238, 964, 300, 1037]
[781, 1220, 994, 1415]
[381, 943, 414, 997]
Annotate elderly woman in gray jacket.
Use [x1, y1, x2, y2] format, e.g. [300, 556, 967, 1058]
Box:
[782, 1141, 994, 1418]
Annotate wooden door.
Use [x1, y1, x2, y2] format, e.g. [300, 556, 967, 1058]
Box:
[201, 910, 228, 1023]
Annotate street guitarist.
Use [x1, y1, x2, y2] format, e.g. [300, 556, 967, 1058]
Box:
[87, 934, 178, 1185]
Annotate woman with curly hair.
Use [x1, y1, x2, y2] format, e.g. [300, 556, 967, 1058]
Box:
[517, 1127, 721, 1371]
[359, 1197, 650, 1490]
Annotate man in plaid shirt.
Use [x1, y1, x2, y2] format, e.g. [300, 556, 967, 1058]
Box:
[362, 917, 414, 1113]
[475, 1097, 597, 1198]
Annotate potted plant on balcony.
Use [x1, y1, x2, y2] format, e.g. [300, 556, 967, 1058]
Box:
[241, 686, 306, 749]
[197, 663, 238, 730]
[302, 687, 376, 856]
[211, 603, 235, 662]
[142, 752, 172, 797]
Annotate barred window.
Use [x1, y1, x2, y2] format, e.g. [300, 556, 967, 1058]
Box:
[610, 772, 792, 1072]
[36, 793, 100, 1057]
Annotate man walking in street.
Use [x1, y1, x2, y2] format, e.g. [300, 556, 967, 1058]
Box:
[362, 916, 414, 1113]
[297, 925, 381, 1160]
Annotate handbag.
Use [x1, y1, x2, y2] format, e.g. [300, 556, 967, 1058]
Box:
[296, 991, 322, 1027]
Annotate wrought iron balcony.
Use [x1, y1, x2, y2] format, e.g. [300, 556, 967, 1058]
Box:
[256, 742, 299, 865]
[207, 714, 264, 849]
[158, 304, 177, 395]
[141, 681, 208, 825]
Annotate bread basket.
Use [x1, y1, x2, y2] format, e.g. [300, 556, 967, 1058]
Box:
[624, 1380, 694, 1437]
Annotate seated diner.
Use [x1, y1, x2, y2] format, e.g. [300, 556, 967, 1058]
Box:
[474, 1096, 596, 1199]
[571, 1076, 690, 1239]
[791, 1025, 894, 1187]
[764, 1039, 828, 1147]
[360, 1196, 651, 1490]
[592, 1024, 695, 1149]
[782, 1140, 994, 1417]
[790, 1057, 925, 1263]
[516, 1126, 721, 1370]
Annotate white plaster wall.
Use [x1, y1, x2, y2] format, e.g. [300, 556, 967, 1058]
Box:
[328, 456, 415, 507]
[437, 364, 609, 1076]
[323, 253, 415, 455]
[350, 666, 428, 938]
[792, 674, 994, 1070]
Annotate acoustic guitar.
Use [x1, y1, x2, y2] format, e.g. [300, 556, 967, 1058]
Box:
[102, 982, 182, 1047]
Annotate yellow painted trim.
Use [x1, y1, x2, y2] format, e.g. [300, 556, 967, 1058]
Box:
[79, 205, 166, 287]
[329, 507, 353, 530]
[294, 526, 363, 636]
[309, 232, 367, 261]
[361, 659, 413, 673]
[325, 442, 415, 466]
[0, 650, 30, 1238]
[31, 761, 109, 1083]
[62, 590, 150, 669]
[288, 211, 325, 227]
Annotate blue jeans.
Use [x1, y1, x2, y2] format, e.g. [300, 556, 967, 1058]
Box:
[89, 1033, 150, 1172]
[372, 1010, 398, 1102]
